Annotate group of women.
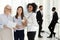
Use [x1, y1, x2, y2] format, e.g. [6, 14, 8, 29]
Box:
[0, 3, 38, 40]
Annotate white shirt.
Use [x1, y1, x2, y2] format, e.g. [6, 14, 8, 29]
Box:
[40, 10, 43, 20]
[0, 14, 16, 29]
[13, 16, 24, 30]
[40, 10, 43, 15]
[26, 12, 39, 32]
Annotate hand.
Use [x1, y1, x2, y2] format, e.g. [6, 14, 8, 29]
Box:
[3, 25, 8, 29]
[38, 21, 40, 23]
[22, 19, 27, 26]
[3, 25, 11, 30]
[13, 27, 17, 30]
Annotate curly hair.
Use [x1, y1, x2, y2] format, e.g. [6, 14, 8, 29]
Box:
[27, 3, 37, 12]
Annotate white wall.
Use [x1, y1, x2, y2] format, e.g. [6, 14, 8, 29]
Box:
[0, 0, 41, 16]
[0, 0, 12, 14]
[0, 0, 60, 38]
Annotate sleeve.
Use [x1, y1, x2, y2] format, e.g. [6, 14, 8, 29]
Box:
[22, 17, 27, 26]
[56, 13, 59, 21]
[0, 17, 3, 29]
[6, 17, 17, 29]
[32, 14, 39, 27]
[36, 12, 40, 23]
[36, 12, 39, 21]
[13, 17, 15, 22]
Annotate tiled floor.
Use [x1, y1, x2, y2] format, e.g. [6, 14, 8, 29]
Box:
[37, 32, 59, 40]
[24, 31, 59, 40]
[24, 27, 60, 40]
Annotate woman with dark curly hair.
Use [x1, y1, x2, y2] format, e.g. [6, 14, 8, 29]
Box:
[26, 3, 38, 40]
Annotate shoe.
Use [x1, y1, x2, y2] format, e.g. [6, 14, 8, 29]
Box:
[47, 34, 52, 38]
[38, 35, 43, 38]
[47, 36, 52, 38]
[41, 30, 45, 32]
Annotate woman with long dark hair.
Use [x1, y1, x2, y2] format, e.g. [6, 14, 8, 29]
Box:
[13, 6, 27, 40]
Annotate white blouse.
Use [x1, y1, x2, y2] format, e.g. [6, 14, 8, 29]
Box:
[13, 16, 24, 30]
[26, 12, 39, 32]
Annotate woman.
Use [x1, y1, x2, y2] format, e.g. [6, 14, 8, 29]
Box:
[13, 6, 27, 40]
[0, 5, 15, 40]
[26, 3, 38, 40]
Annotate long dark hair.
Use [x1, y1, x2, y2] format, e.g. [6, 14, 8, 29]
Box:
[15, 6, 24, 19]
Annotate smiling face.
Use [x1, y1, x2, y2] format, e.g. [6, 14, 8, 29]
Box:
[28, 5, 33, 12]
[17, 7, 23, 16]
[4, 5, 12, 15]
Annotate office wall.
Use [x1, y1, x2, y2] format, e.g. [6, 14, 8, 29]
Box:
[0, 0, 60, 38]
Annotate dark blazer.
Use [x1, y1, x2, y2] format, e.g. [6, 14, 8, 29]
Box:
[51, 11, 58, 23]
[36, 10, 43, 24]
[49, 11, 59, 27]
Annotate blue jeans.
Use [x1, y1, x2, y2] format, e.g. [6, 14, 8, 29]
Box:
[14, 30, 24, 40]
